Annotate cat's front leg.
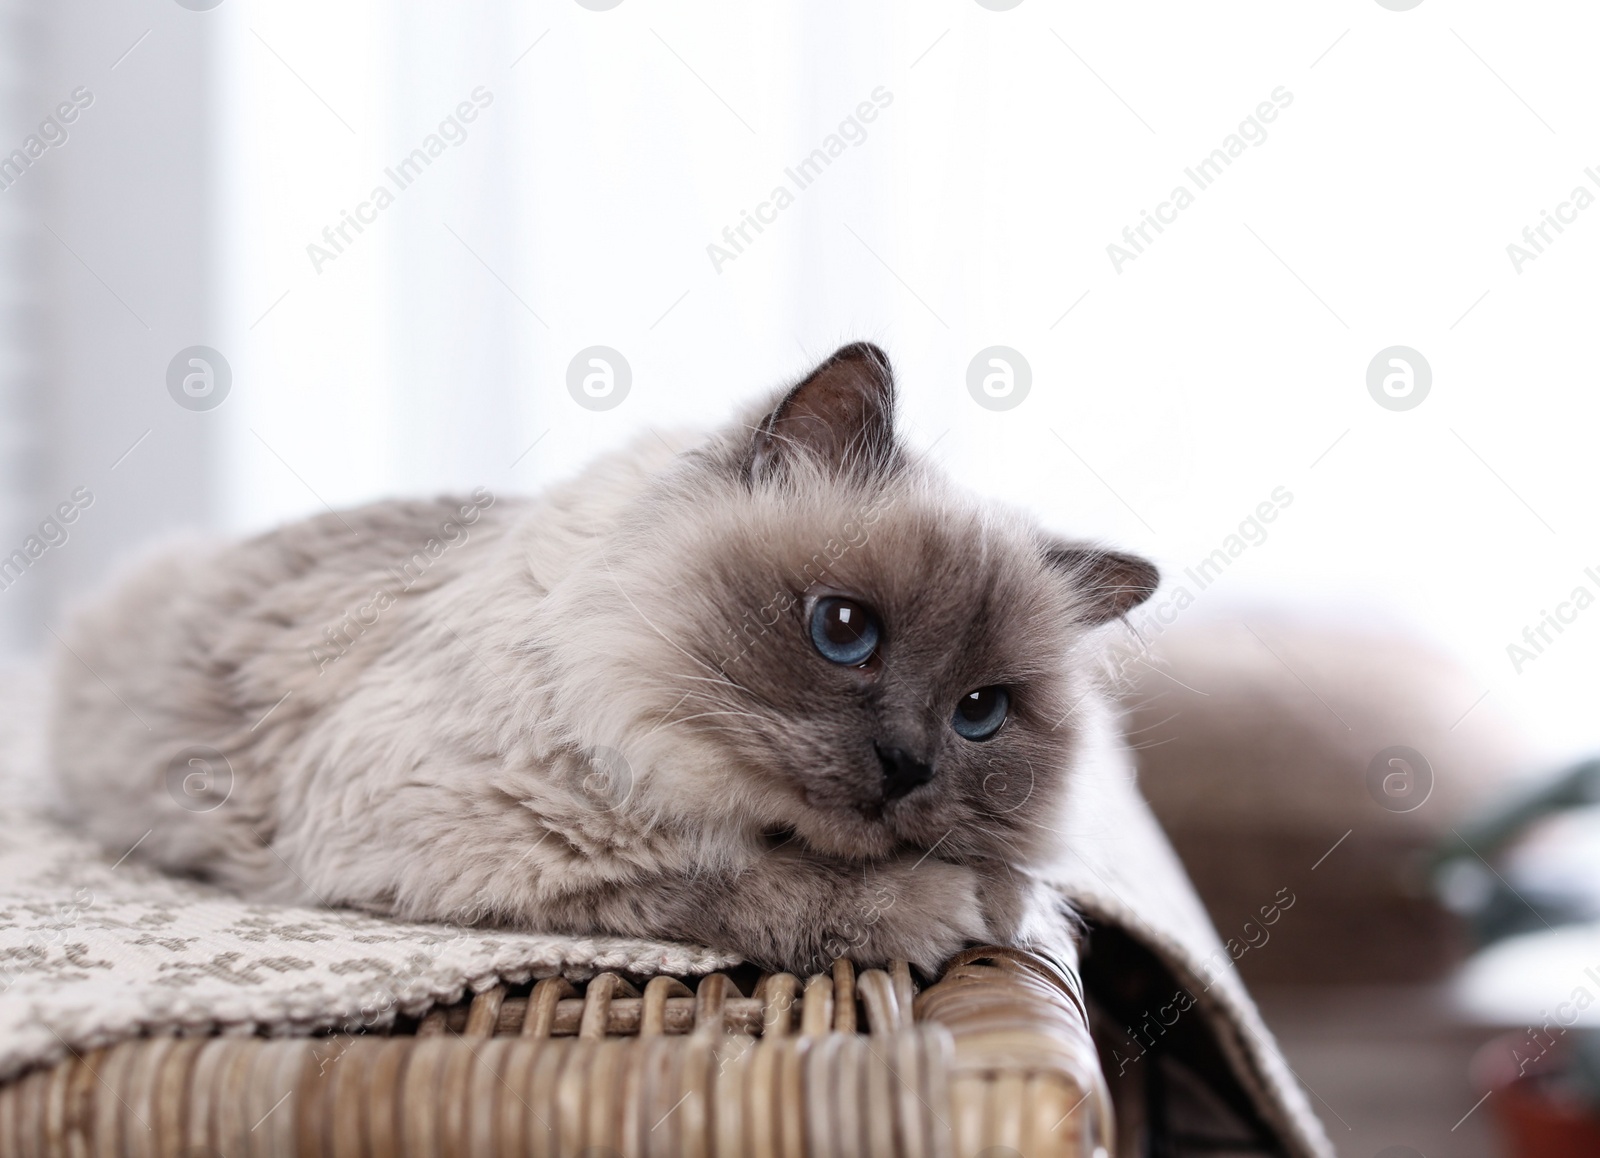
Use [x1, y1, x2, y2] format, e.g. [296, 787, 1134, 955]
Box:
[577, 847, 995, 974]
[786, 852, 998, 976]
[724, 853, 1076, 974]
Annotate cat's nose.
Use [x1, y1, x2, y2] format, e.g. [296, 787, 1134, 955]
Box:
[875, 744, 934, 801]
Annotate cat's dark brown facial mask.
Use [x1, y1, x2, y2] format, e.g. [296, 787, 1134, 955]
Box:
[671, 343, 1157, 861]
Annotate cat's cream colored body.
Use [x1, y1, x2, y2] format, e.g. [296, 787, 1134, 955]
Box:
[52, 350, 1144, 972]
[53, 438, 775, 915]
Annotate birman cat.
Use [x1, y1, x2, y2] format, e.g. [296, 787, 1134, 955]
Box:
[52, 343, 1158, 973]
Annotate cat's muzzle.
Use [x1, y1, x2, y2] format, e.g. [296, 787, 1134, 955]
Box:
[874, 743, 934, 802]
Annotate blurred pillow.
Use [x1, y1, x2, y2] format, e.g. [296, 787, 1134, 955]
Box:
[1119, 613, 1531, 984]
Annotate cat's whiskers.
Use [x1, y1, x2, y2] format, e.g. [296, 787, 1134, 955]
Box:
[1126, 733, 1183, 752]
[674, 684, 779, 718]
[1046, 689, 1096, 732]
[641, 678, 767, 739]
[597, 548, 728, 683]
[666, 708, 769, 728]
[1120, 710, 1179, 740]
[673, 671, 759, 697]
[639, 687, 699, 740]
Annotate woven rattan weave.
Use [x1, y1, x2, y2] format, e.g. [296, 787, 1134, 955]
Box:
[0, 945, 1110, 1157]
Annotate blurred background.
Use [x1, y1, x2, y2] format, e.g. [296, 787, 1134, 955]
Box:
[5, 1, 1600, 1154]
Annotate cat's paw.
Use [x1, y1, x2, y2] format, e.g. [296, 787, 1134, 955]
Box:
[967, 867, 1078, 947]
[1002, 874, 1082, 954]
[831, 859, 990, 974]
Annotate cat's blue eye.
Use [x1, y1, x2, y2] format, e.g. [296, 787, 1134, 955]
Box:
[952, 687, 1009, 741]
[809, 597, 880, 666]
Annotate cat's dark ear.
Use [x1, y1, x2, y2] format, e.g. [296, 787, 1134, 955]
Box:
[1043, 542, 1159, 625]
[748, 343, 899, 484]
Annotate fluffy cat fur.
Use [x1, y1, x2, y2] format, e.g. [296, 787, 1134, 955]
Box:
[50, 344, 1157, 973]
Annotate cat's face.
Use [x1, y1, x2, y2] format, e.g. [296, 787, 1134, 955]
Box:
[590, 344, 1156, 865]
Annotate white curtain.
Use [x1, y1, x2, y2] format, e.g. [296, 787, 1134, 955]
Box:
[12, 0, 1598, 760]
[0, 0, 36, 652]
